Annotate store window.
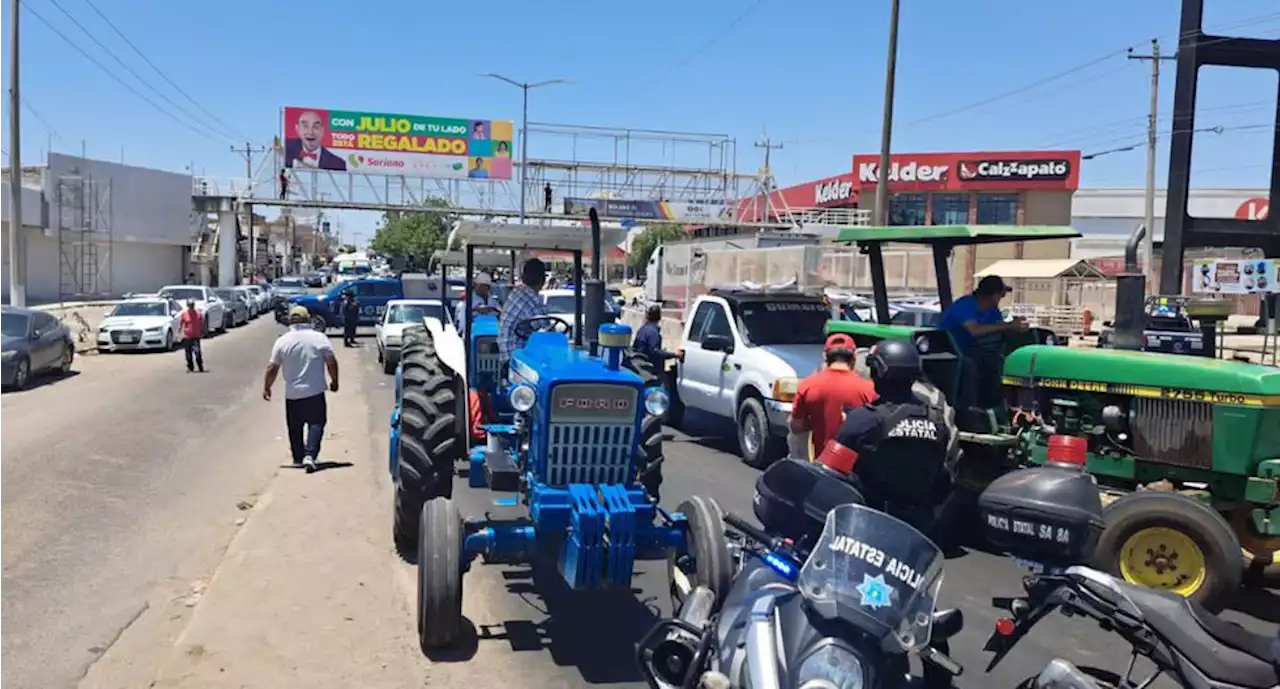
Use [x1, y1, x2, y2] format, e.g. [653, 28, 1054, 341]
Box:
[931, 194, 970, 225]
[977, 194, 1020, 225]
[888, 194, 927, 226]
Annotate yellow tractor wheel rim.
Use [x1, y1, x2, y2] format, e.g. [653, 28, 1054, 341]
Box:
[1118, 527, 1207, 598]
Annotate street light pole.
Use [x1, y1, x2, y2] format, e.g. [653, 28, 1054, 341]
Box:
[873, 0, 901, 227]
[8, 0, 26, 306]
[481, 74, 568, 224]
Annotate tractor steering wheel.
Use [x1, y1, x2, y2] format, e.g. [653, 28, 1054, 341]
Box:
[514, 315, 572, 340]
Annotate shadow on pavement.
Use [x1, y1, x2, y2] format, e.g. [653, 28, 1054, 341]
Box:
[435, 558, 659, 682]
[312, 460, 354, 473]
[3, 370, 81, 394]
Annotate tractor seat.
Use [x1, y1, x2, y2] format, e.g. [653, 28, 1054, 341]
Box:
[1088, 575, 1278, 688]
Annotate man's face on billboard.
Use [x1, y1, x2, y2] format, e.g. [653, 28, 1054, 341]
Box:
[296, 111, 325, 152]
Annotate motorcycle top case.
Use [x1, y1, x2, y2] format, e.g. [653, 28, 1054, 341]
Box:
[977, 467, 1105, 568]
[753, 459, 865, 545]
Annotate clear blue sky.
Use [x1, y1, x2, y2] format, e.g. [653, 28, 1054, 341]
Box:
[2, 0, 1277, 239]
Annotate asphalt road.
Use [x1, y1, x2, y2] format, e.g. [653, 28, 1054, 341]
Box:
[352, 344, 1280, 689]
[1, 315, 289, 689]
[4, 317, 1277, 689]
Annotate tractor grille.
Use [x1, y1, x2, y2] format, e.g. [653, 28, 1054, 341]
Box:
[475, 336, 501, 389]
[547, 423, 636, 486]
[1131, 398, 1214, 470]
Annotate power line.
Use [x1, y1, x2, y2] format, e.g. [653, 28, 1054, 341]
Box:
[1037, 99, 1272, 148]
[23, 3, 228, 144]
[78, 0, 252, 142]
[21, 99, 64, 142]
[1082, 122, 1278, 159]
[41, 0, 239, 143]
[638, 0, 766, 92]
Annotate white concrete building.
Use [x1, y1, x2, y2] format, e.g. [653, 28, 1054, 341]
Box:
[1070, 188, 1269, 258]
[2, 153, 199, 303]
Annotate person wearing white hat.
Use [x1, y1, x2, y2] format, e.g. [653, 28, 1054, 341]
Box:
[454, 271, 502, 334]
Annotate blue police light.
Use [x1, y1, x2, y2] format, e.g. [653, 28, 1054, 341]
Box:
[509, 384, 537, 412]
[644, 387, 670, 416]
[763, 551, 796, 580]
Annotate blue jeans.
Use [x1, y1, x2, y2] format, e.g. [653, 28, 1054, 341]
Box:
[285, 393, 327, 463]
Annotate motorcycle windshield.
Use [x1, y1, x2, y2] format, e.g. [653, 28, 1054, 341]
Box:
[798, 504, 945, 653]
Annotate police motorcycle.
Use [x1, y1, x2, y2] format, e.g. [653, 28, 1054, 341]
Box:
[637, 459, 965, 689]
[976, 442, 1280, 689]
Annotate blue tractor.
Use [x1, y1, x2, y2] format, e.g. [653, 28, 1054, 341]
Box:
[395, 214, 726, 651]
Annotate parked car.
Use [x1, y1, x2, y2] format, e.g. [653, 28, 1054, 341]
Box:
[304, 271, 326, 288]
[375, 299, 450, 374]
[158, 285, 227, 337]
[97, 298, 185, 353]
[270, 277, 308, 307]
[2, 306, 75, 390]
[243, 284, 270, 316]
[539, 288, 620, 337]
[214, 288, 251, 328]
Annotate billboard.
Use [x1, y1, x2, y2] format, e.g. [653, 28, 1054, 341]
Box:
[563, 197, 733, 222]
[281, 107, 514, 180]
[850, 151, 1081, 192]
[1192, 258, 1280, 295]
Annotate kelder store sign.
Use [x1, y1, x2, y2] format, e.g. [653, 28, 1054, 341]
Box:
[850, 151, 1081, 192]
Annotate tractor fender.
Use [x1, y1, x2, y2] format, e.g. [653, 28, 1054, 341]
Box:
[424, 319, 467, 386]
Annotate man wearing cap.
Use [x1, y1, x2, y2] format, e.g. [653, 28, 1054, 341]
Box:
[263, 305, 340, 473]
[455, 271, 502, 335]
[787, 333, 878, 461]
[938, 274, 1028, 411]
[179, 299, 205, 373]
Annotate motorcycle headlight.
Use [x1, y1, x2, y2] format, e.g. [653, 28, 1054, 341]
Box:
[644, 387, 670, 416]
[796, 644, 866, 689]
[509, 384, 537, 412]
[914, 335, 930, 354]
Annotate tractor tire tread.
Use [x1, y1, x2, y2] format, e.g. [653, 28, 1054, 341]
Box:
[418, 498, 464, 650]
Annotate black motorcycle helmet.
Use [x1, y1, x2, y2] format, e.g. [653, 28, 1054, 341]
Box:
[866, 338, 922, 387]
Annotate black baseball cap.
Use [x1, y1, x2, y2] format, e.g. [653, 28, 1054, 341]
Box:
[975, 275, 1013, 296]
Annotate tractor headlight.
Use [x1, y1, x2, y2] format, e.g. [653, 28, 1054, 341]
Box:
[509, 384, 537, 412]
[644, 387, 670, 416]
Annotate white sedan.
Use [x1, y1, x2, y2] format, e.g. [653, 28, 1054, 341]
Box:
[539, 289, 620, 336]
[97, 298, 186, 352]
[376, 299, 450, 374]
[158, 285, 227, 336]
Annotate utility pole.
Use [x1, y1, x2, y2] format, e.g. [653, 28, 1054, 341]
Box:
[482, 74, 568, 224]
[7, 0, 26, 306]
[754, 137, 784, 222]
[874, 0, 902, 227]
[1128, 39, 1176, 292]
[229, 142, 267, 189]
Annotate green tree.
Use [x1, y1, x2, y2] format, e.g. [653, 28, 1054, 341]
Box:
[627, 223, 687, 272]
[370, 198, 453, 266]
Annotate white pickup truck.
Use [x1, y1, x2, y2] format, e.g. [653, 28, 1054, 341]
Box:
[669, 289, 831, 468]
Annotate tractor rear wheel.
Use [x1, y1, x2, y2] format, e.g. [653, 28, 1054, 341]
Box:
[638, 414, 664, 502]
[1094, 491, 1241, 612]
[396, 340, 460, 556]
[418, 497, 465, 650]
[674, 496, 733, 607]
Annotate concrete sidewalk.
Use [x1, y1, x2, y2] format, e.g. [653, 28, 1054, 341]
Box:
[79, 357, 424, 689]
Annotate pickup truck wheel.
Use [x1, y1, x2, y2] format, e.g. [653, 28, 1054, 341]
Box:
[737, 396, 783, 469]
[310, 314, 327, 332]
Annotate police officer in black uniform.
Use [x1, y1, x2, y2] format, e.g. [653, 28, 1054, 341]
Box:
[341, 289, 360, 347]
[818, 338, 953, 535]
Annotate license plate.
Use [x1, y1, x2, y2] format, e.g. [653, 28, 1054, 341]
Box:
[120, 334, 137, 343]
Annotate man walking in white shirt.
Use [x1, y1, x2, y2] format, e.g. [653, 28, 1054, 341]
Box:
[263, 305, 340, 473]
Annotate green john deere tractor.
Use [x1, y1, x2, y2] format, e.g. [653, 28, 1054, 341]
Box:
[825, 223, 1280, 612]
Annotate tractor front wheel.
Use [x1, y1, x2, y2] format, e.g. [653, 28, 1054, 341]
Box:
[674, 496, 733, 608]
[638, 414, 665, 503]
[418, 497, 465, 650]
[396, 337, 461, 557]
[1094, 491, 1241, 612]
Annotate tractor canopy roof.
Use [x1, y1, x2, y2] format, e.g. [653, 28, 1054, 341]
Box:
[834, 224, 1081, 246]
[447, 221, 629, 253]
[1005, 345, 1280, 398]
[510, 331, 642, 390]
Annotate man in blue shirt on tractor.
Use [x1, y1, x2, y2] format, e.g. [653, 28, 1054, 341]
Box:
[937, 275, 1028, 412]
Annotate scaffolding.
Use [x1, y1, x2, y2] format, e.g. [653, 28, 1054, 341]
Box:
[55, 169, 113, 300]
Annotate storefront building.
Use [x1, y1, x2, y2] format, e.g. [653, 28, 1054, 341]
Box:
[1071, 188, 1269, 258]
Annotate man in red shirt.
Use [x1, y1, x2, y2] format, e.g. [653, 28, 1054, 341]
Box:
[179, 300, 205, 373]
[788, 333, 877, 460]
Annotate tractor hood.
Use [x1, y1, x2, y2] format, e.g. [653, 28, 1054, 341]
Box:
[826, 320, 920, 341]
[1004, 345, 1280, 397]
[509, 332, 643, 391]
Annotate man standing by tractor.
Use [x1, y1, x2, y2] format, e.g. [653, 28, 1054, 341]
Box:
[787, 333, 878, 460]
[816, 338, 953, 535]
[632, 304, 676, 372]
[498, 258, 551, 366]
[937, 275, 1028, 411]
[455, 271, 502, 336]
